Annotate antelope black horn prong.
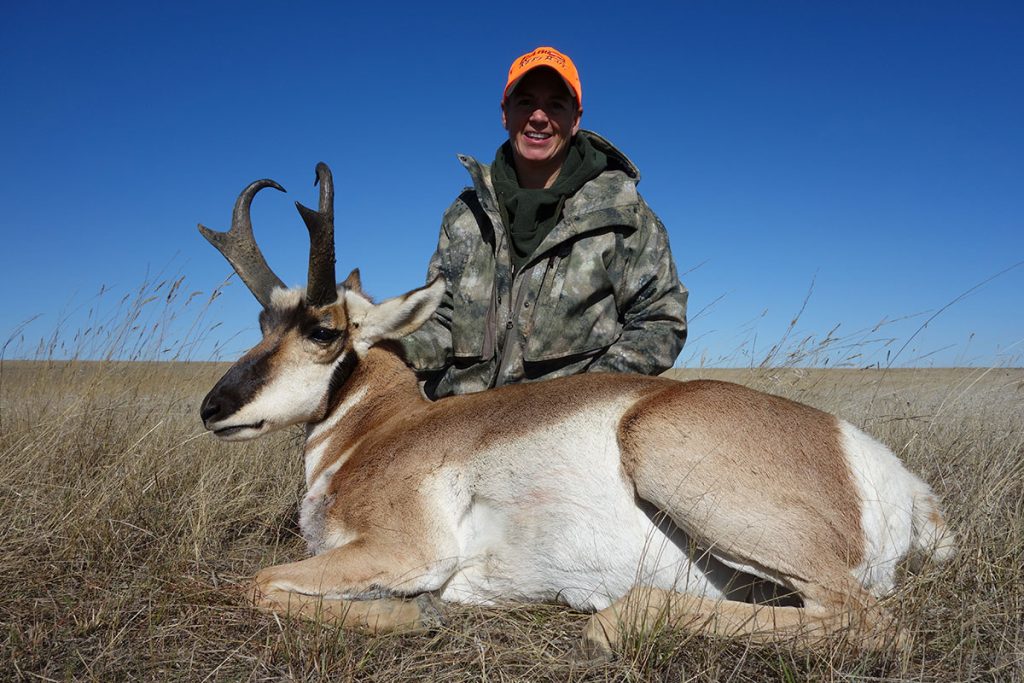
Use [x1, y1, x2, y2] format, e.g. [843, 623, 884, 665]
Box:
[296, 162, 337, 307]
[198, 178, 287, 309]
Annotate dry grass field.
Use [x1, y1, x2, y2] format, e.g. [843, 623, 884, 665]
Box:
[2, 354, 1021, 682]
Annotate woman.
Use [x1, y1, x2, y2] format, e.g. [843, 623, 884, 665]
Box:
[402, 47, 688, 398]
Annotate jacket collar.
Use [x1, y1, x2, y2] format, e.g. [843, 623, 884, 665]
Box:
[458, 153, 501, 218]
[458, 130, 645, 266]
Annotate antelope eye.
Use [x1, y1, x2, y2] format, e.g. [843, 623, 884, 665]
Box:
[308, 327, 340, 344]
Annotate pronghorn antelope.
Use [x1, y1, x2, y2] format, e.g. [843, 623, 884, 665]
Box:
[199, 162, 954, 656]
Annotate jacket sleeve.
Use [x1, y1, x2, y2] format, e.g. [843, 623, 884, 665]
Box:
[399, 222, 455, 372]
[586, 199, 688, 375]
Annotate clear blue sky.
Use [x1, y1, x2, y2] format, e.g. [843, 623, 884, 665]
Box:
[2, 2, 1021, 367]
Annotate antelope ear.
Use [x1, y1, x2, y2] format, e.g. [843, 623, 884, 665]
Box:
[342, 268, 362, 293]
[346, 278, 445, 353]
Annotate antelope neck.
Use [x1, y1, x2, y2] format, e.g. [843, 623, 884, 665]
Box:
[303, 345, 426, 486]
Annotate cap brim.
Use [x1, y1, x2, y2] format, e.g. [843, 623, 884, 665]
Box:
[503, 65, 579, 104]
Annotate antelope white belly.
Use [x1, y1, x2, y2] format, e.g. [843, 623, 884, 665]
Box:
[436, 404, 734, 611]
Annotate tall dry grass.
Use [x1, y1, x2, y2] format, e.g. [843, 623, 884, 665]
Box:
[1, 278, 1022, 681]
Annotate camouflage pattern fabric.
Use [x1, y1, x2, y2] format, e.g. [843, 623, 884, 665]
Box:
[401, 130, 688, 398]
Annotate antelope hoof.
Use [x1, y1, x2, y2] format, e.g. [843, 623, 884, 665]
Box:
[572, 612, 618, 663]
[414, 592, 447, 632]
[250, 569, 280, 608]
[250, 580, 288, 613]
[571, 637, 615, 665]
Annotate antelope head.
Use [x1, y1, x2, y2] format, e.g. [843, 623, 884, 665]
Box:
[198, 162, 443, 441]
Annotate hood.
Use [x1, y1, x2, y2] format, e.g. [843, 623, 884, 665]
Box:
[578, 130, 641, 184]
[457, 129, 641, 202]
[454, 129, 645, 257]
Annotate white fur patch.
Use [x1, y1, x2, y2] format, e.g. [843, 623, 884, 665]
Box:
[304, 384, 367, 485]
[299, 459, 357, 555]
[841, 421, 925, 595]
[221, 353, 337, 431]
[346, 282, 445, 356]
[429, 397, 737, 611]
[299, 382, 372, 552]
[269, 285, 353, 311]
[269, 287, 304, 309]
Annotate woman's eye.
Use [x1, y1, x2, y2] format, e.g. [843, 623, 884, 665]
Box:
[308, 327, 339, 344]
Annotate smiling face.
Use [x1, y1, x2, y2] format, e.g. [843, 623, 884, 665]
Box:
[501, 67, 582, 189]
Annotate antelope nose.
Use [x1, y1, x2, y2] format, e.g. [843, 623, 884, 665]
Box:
[200, 393, 223, 425]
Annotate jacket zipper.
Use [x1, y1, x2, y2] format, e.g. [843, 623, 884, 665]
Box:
[493, 260, 517, 387]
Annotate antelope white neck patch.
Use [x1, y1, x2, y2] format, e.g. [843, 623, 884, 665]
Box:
[305, 385, 368, 484]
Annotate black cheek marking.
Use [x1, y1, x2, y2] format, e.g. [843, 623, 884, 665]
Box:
[325, 350, 359, 408]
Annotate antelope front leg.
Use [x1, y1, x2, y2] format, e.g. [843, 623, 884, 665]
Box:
[253, 583, 444, 634]
[252, 544, 452, 634]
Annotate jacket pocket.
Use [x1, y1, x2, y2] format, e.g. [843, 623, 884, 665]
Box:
[523, 240, 621, 362]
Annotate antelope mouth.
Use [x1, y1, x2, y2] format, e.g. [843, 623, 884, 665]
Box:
[213, 421, 266, 440]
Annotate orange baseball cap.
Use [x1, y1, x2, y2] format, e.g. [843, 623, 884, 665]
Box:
[503, 46, 582, 106]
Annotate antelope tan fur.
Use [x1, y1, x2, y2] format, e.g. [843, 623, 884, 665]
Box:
[199, 163, 955, 657]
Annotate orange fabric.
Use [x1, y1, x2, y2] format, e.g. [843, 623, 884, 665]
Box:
[503, 47, 582, 106]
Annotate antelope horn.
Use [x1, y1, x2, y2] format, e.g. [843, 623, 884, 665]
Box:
[198, 179, 287, 309]
[295, 162, 337, 307]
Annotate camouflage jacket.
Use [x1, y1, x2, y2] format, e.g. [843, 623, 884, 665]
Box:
[401, 130, 688, 398]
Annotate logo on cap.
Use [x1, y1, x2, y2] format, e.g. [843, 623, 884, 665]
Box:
[504, 47, 582, 106]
